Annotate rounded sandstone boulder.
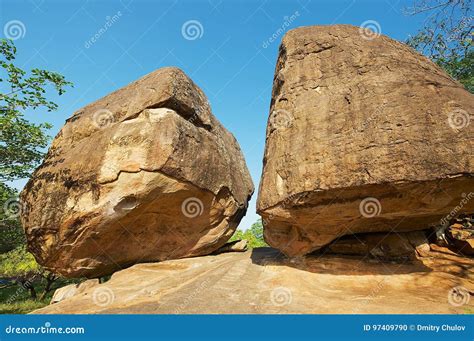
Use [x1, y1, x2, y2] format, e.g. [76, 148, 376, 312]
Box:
[257, 25, 474, 257]
[20, 67, 254, 278]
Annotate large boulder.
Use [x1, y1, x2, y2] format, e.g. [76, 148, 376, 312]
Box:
[257, 25, 474, 257]
[20, 67, 254, 278]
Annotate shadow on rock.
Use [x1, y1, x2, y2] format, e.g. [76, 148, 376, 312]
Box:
[250, 247, 433, 276]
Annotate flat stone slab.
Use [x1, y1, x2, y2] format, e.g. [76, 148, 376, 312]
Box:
[33, 247, 473, 314]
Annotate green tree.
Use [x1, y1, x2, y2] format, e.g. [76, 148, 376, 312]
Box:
[0, 38, 72, 302]
[230, 219, 268, 248]
[0, 37, 72, 244]
[405, 0, 473, 92]
[0, 38, 72, 182]
[0, 245, 41, 299]
[0, 244, 60, 301]
[0, 183, 24, 253]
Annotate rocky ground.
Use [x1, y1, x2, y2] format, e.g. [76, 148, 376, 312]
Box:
[33, 246, 473, 314]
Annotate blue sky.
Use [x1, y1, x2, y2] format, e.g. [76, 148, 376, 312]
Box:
[1, 0, 430, 230]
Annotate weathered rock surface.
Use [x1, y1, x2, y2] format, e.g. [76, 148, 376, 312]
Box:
[257, 24, 474, 257]
[325, 230, 430, 260]
[50, 279, 99, 304]
[445, 215, 474, 255]
[33, 247, 473, 314]
[20, 67, 254, 278]
[213, 239, 248, 254]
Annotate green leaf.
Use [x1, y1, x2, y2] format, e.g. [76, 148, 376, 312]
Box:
[0, 38, 73, 182]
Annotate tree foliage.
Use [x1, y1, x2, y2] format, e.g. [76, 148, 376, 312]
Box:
[0, 244, 39, 279]
[0, 183, 24, 253]
[405, 0, 473, 92]
[230, 219, 268, 248]
[0, 39, 72, 302]
[0, 244, 62, 301]
[0, 38, 72, 182]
